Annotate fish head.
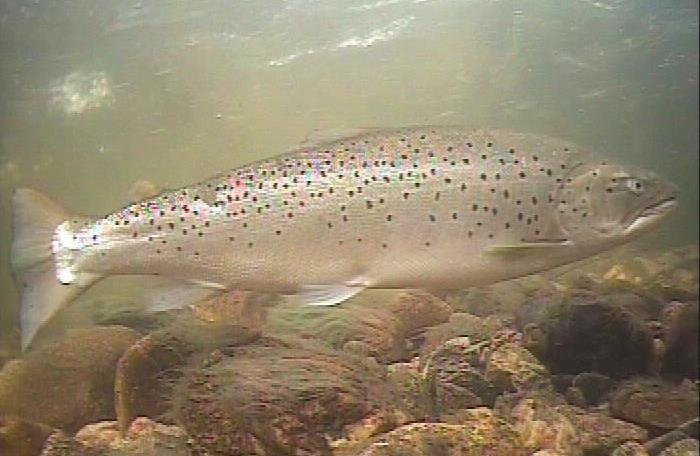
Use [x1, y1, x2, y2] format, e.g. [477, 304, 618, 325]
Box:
[559, 162, 678, 245]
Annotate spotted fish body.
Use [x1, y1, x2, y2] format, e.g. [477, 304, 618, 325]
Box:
[12, 127, 677, 348]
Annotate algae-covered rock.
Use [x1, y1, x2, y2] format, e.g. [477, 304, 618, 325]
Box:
[494, 388, 581, 455]
[612, 441, 650, 456]
[266, 290, 452, 362]
[41, 418, 189, 456]
[559, 405, 648, 455]
[422, 336, 497, 416]
[659, 438, 699, 456]
[420, 312, 499, 359]
[114, 318, 260, 433]
[357, 408, 527, 456]
[610, 378, 699, 433]
[0, 416, 55, 456]
[385, 360, 429, 420]
[661, 301, 699, 380]
[173, 337, 389, 455]
[0, 326, 139, 432]
[485, 342, 550, 393]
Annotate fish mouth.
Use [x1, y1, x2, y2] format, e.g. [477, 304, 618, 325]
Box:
[624, 196, 678, 233]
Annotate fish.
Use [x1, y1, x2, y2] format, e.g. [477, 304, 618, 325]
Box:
[11, 127, 678, 350]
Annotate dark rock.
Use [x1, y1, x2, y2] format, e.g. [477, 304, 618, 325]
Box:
[573, 372, 615, 406]
[172, 337, 390, 455]
[0, 326, 139, 433]
[551, 374, 576, 394]
[537, 294, 654, 378]
[610, 378, 699, 435]
[0, 416, 54, 456]
[662, 302, 699, 380]
[565, 386, 588, 408]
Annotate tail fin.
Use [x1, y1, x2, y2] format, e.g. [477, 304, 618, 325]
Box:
[11, 189, 98, 350]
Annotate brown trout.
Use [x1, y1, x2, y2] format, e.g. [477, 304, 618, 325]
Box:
[11, 127, 677, 349]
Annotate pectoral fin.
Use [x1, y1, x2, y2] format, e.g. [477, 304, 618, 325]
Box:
[299, 278, 369, 306]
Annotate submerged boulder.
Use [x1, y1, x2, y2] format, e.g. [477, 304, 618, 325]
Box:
[534, 293, 654, 377]
[610, 378, 699, 434]
[0, 326, 139, 432]
[265, 290, 452, 362]
[172, 337, 390, 455]
[0, 416, 54, 456]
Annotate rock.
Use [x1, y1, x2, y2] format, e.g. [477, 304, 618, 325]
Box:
[40, 431, 99, 456]
[357, 408, 527, 456]
[494, 388, 581, 455]
[419, 312, 498, 359]
[446, 279, 532, 317]
[114, 319, 259, 433]
[659, 438, 699, 456]
[495, 387, 648, 455]
[561, 406, 648, 455]
[266, 290, 452, 362]
[329, 408, 410, 455]
[422, 337, 497, 417]
[644, 418, 699, 455]
[565, 386, 588, 408]
[0, 416, 54, 456]
[573, 372, 615, 406]
[612, 441, 651, 456]
[0, 326, 139, 432]
[662, 302, 699, 380]
[485, 342, 550, 393]
[537, 294, 654, 377]
[385, 360, 430, 420]
[610, 378, 700, 434]
[41, 418, 190, 456]
[172, 337, 389, 455]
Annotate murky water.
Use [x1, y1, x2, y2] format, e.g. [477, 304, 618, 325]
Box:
[0, 2, 697, 450]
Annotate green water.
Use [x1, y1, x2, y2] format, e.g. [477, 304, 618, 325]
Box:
[0, 0, 697, 354]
